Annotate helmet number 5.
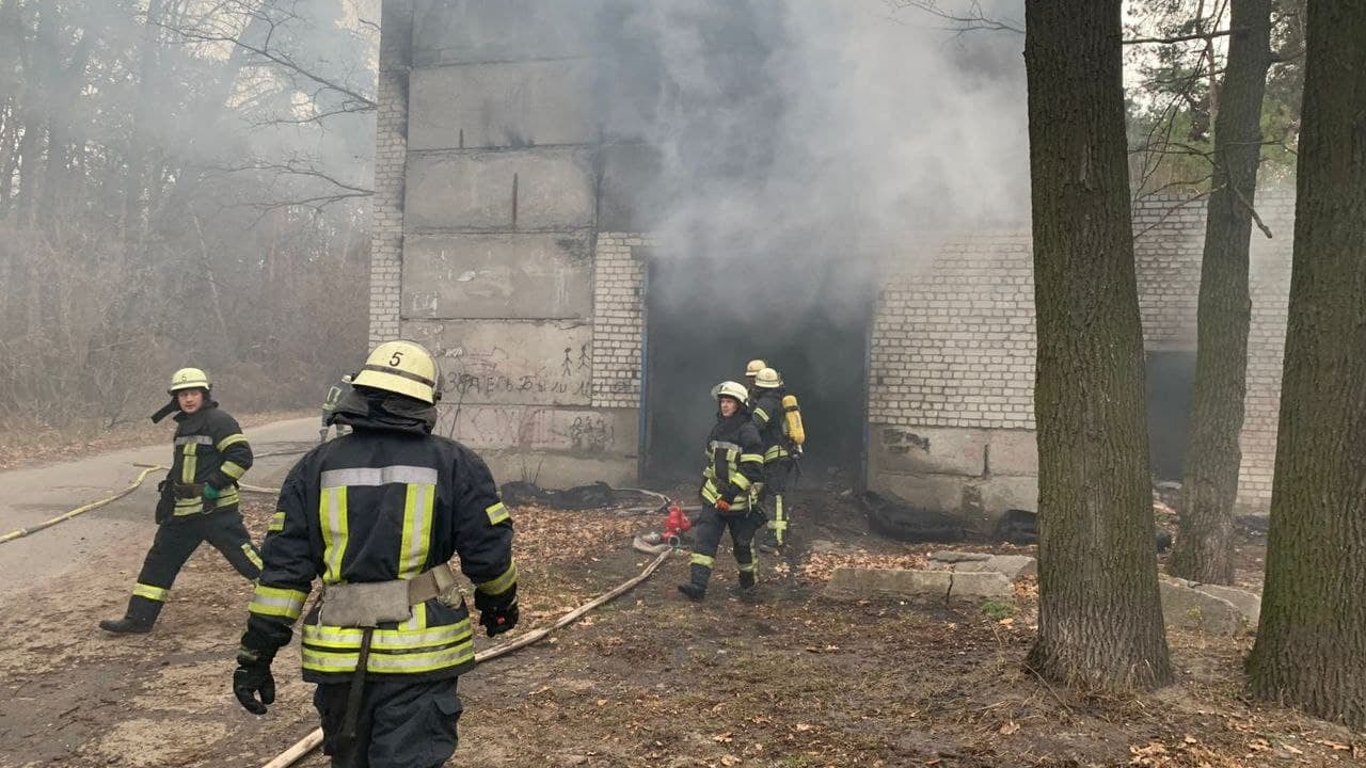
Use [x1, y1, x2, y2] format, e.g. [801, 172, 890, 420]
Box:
[389, 351, 404, 366]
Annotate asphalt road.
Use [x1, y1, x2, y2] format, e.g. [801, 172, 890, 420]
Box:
[0, 417, 321, 603]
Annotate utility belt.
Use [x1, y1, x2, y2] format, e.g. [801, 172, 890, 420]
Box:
[317, 563, 461, 628]
[318, 562, 463, 749]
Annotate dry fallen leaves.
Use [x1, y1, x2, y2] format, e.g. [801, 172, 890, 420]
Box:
[720, 755, 741, 767]
[998, 720, 1020, 735]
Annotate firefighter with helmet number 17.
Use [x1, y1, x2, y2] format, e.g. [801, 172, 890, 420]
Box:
[99, 367, 260, 634]
[233, 340, 518, 768]
[678, 380, 766, 602]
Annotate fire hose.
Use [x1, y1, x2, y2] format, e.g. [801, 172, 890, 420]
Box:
[262, 546, 674, 768]
[0, 465, 168, 545]
[0, 451, 310, 545]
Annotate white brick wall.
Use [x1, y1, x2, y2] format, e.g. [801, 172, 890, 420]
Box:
[867, 193, 1295, 513]
[368, 1, 411, 346]
[590, 233, 649, 408]
[869, 234, 1037, 430]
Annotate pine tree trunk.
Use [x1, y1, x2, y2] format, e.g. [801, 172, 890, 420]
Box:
[1169, 0, 1273, 585]
[1023, 0, 1172, 691]
[1245, 0, 1366, 731]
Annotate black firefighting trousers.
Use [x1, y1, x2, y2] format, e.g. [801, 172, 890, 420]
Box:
[314, 678, 462, 768]
[123, 511, 262, 616]
[759, 457, 796, 544]
[687, 506, 766, 588]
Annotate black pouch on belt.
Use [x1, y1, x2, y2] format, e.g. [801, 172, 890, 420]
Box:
[174, 482, 205, 499]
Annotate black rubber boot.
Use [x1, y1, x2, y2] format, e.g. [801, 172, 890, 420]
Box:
[99, 595, 161, 634]
[677, 583, 706, 601]
[738, 570, 756, 590]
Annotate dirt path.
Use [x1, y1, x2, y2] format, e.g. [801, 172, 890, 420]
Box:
[0, 417, 320, 598]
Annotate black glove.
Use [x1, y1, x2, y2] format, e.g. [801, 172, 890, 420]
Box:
[233, 647, 276, 715]
[474, 584, 519, 638]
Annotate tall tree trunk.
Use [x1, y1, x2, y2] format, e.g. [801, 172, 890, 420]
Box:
[122, 0, 166, 241]
[1245, 0, 1366, 731]
[1170, 0, 1274, 584]
[1023, 0, 1172, 691]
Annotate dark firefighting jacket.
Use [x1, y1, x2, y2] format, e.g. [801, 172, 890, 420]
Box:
[750, 387, 792, 464]
[242, 390, 516, 684]
[167, 402, 253, 518]
[700, 406, 765, 511]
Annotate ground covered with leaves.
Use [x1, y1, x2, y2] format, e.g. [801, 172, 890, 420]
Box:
[0, 492, 1361, 767]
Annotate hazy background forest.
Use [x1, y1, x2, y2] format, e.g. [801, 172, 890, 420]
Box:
[0, 0, 1305, 431]
[0, 0, 377, 436]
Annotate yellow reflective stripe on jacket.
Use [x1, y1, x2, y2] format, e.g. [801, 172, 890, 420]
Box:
[302, 619, 472, 650]
[133, 583, 169, 602]
[475, 561, 517, 596]
[220, 461, 247, 480]
[216, 433, 248, 451]
[740, 453, 764, 465]
[181, 442, 198, 484]
[701, 480, 751, 510]
[268, 511, 286, 532]
[249, 585, 308, 620]
[320, 485, 350, 584]
[302, 641, 475, 675]
[485, 501, 509, 525]
[732, 473, 752, 491]
[398, 482, 435, 579]
[402, 601, 428, 631]
[754, 407, 770, 424]
[691, 553, 715, 568]
[764, 445, 789, 461]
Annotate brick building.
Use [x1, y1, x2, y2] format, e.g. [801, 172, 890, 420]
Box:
[370, 0, 1293, 522]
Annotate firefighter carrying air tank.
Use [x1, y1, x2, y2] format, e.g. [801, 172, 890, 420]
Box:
[751, 366, 805, 552]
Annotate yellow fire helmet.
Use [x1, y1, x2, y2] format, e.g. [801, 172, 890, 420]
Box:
[168, 367, 211, 394]
[711, 380, 750, 404]
[353, 340, 440, 404]
[754, 367, 783, 389]
[744, 359, 767, 378]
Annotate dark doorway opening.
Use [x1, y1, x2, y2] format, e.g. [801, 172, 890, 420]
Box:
[639, 253, 873, 488]
[1145, 350, 1197, 483]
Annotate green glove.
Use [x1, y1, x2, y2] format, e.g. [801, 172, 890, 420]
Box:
[203, 484, 221, 501]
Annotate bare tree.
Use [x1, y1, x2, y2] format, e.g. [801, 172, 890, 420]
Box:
[1023, 0, 1172, 691]
[1169, 0, 1274, 585]
[1245, 0, 1366, 731]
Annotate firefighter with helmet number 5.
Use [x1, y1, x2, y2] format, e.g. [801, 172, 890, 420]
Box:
[678, 380, 766, 602]
[232, 340, 518, 768]
[99, 367, 260, 634]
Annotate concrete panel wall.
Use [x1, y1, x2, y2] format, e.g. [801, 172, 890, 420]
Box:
[409, 60, 596, 151]
[403, 234, 593, 319]
[436, 404, 637, 454]
[411, 0, 602, 65]
[402, 319, 592, 406]
[868, 424, 1039, 525]
[405, 148, 596, 232]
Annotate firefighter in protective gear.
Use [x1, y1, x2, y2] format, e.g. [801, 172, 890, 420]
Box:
[233, 340, 517, 768]
[752, 367, 799, 552]
[678, 381, 766, 601]
[320, 374, 354, 443]
[743, 359, 767, 404]
[99, 368, 260, 634]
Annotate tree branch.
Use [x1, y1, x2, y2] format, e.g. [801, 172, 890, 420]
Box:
[1124, 27, 1244, 46]
[888, 1, 1024, 35]
[153, 16, 377, 111]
